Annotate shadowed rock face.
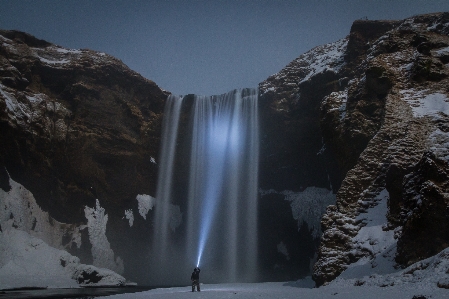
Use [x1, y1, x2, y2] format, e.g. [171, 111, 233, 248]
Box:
[0, 29, 167, 283]
[0, 30, 166, 222]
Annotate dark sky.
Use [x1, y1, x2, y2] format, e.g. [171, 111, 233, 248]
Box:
[1, 0, 449, 96]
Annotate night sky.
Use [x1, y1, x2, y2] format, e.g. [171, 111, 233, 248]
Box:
[1, 0, 449, 96]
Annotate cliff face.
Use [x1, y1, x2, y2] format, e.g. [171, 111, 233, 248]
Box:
[0, 30, 167, 284]
[260, 12, 449, 286]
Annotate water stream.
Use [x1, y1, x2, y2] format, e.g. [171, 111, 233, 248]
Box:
[151, 89, 259, 284]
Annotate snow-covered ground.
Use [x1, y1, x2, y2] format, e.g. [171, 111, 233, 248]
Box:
[0, 177, 126, 289]
[96, 279, 448, 299]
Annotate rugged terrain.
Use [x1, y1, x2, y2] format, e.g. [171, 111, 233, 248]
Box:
[1, 11, 449, 289]
[0, 29, 167, 285]
[259, 12, 449, 286]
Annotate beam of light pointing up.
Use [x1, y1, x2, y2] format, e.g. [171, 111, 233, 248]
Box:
[152, 89, 259, 284]
[193, 94, 231, 268]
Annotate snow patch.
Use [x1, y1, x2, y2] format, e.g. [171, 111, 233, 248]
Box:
[341, 189, 399, 279]
[334, 247, 449, 291]
[37, 56, 70, 64]
[84, 199, 124, 275]
[286, 187, 336, 238]
[124, 209, 134, 227]
[400, 90, 449, 118]
[260, 38, 347, 95]
[0, 228, 125, 290]
[54, 47, 82, 54]
[0, 84, 30, 122]
[325, 90, 348, 121]
[0, 175, 82, 251]
[298, 38, 348, 84]
[136, 194, 155, 220]
[435, 46, 449, 56]
[429, 128, 449, 162]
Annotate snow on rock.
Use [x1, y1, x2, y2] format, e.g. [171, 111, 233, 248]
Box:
[260, 187, 336, 238]
[0, 228, 125, 290]
[31, 45, 116, 68]
[400, 89, 449, 118]
[333, 247, 449, 290]
[135, 194, 181, 231]
[320, 83, 354, 126]
[0, 175, 127, 289]
[286, 188, 336, 238]
[124, 209, 134, 227]
[0, 228, 78, 289]
[0, 83, 30, 126]
[297, 38, 348, 85]
[0, 82, 71, 139]
[84, 199, 124, 275]
[339, 189, 399, 279]
[429, 128, 449, 162]
[0, 175, 81, 251]
[260, 38, 348, 96]
[136, 194, 155, 220]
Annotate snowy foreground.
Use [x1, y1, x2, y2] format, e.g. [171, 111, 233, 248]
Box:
[98, 279, 447, 299]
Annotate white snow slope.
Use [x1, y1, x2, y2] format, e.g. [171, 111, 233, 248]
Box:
[0, 176, 126, 289]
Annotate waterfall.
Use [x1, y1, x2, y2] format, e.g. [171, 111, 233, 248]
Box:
[151, 89, 259, 285]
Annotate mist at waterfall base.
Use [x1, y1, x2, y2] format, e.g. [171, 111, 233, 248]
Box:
[149, 89, 259, 286]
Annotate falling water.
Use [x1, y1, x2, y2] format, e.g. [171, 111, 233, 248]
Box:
[151, 89, 259, 284]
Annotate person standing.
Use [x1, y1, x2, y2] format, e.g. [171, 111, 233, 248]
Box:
[191, 267, 201, 292]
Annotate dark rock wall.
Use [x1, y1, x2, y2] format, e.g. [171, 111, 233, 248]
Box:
[0, 30, 166, 283]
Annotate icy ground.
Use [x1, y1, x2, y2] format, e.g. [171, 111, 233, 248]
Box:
[99, 242, 449, 298]
[97, 279, 447, 299]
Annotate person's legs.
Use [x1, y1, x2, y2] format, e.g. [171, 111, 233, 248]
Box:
[192, 280, 199, 292]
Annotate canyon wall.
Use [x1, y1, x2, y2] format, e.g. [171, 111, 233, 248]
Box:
[258, 12, 449, 285]
[1, 11, 449, 287]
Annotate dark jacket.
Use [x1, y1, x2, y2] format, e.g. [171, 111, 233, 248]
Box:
[191, 268, 200, 280]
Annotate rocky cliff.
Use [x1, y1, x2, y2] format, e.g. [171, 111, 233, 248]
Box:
[260, 12, 449, 286]
[0, 29, 167, 285]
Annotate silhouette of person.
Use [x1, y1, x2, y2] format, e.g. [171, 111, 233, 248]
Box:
[191, 267, 201, 292]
